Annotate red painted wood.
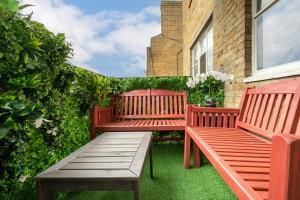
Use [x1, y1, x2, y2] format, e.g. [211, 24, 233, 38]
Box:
[193, 142, 201, 168]
[184, 131, 191, 169]
[184, 80, 300, 200]
[169, 95, 173, 115]
[269, 135, 300, 200]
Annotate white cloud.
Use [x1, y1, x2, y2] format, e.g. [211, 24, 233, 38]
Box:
[21, 0, 161, 76]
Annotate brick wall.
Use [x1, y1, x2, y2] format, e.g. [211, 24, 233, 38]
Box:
[147, 0, 183, 77]
[182, 0, 252, 108]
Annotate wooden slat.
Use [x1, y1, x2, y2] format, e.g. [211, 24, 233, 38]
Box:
[124, 96, 129, 115]
[218, 152, 270, 158]
[250, 94, 262, 126]
[156, 96, 160, 115]
[174, 96, 178, 114]
[129, 96, 133, 115]
[246, 94, 258, 124]
[268, 94, 283, 132]
[211, 113, 216, 127]
[227, 161, 270, 168]
[275, 94, 292, 133]
[121, 96, 125, 115]
[242, 94, 253, 122]
[165, 96, 169, 115]
[78, 152, 135, 157]
[138, 96, 142, 116]
[217, 113, 222, 127]
[151, 96, 155, 115]
[142, 96, 146, 115]
[133, 96, 137, 115]
[261, 94, 275, 130]
[239, 173, 269, 181]
[71, 157, 133, 163]
[62, 162, 131, 170]
[178, 95, 182, 114]
[220, 156, 270, 163]
[233, 166, 270, 174]
[223, 113, 228, 128]
[256, 94, 269, 127]
[160, 96, 164, 115]
[229, 113, 235, 128]
[199, 113, 203, 127]
[169, 96, 173, 114]
[246, 181, 269, 190]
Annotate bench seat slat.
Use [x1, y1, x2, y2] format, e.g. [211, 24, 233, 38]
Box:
[98, 119, 185, 131]
[187, 127, 270, 200]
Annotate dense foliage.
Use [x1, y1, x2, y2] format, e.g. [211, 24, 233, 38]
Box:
[0, 7, 110, 199]
[108, 76, 225, 106]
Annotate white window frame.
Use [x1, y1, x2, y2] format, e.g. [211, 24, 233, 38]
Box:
[191, 23, 213, 77]
[245, 0, 300, 83]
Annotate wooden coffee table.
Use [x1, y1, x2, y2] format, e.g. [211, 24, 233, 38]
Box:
[35, 132, 153, 200]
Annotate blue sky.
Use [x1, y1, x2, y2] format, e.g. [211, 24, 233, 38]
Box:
[21, 0, 162, 77]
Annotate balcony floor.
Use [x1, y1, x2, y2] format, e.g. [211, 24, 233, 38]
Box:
[66, 144, 237, 200]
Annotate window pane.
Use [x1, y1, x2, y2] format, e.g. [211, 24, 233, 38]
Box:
[200, 53, 206, 74]
[207, 26, 213, 71]
[257, 0, 273, 12]
[256, 0, 300, 69]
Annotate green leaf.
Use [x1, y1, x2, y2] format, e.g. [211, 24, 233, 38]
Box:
[19, 4, 33, 10]
[0, 52, 3, 59]
[0, 0, 19, 12]
[2, 117, 14, 129]
[0, 128, 9, 139]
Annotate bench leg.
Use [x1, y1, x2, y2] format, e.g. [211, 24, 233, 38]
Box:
[149, 144, 154, 179]
[184, 131, 191, 169]
[38, 181, 52, 200]
[133, 181, 140, 200]
[193, 142, 201, 168]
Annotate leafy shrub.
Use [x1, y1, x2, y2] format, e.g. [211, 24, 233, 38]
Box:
[0, 6, 110, 199]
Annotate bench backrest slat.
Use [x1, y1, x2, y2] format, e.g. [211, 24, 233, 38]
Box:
[237, 80, 300, 139]
[112, 89, 187, 119]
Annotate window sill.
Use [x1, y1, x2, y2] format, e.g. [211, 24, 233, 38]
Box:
[244, 61, 300, 83]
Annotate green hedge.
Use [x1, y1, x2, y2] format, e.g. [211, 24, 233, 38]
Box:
[108, 76, 225, 106]
[0, 7, 110, 199]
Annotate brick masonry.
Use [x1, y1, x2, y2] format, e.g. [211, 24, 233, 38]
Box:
[182, 0, 253, 108]
[147, 0, 183, 77]
[148, 0, 299, 108]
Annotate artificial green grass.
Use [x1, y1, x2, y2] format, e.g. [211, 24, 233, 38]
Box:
[66, 144, 237, 200]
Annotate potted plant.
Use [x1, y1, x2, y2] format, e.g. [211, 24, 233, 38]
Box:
[186, 71, 234, 107]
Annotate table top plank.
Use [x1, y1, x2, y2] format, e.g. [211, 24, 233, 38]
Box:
[78, 152, 136, 157]
[71, 157, 133, 163]
[61, 162, 131, 170]
[129, 133, 152, 177]
[37, 170, 136, 179]
[35, 132, 152, 180]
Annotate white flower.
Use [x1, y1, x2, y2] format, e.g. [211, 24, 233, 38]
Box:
[47, 127, 58, 136]
[34, 118, 52, 128]
[186, 77, 196, 88]
[18, 175, 29, 183]
[34, 118, 43, 128]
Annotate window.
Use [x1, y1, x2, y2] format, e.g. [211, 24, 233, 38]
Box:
[248, 0, 300, 82]
[191, 23, 213, 77]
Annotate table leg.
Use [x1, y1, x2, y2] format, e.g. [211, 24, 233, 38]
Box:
[134, 181, 140, 200]
[38, 181, 52, 200]
[150, 143, 154, 179]
[184, 131, 191, 169]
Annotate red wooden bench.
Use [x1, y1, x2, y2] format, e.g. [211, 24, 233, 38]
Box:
[184, 80, 300, 200]
[90, 89, 187, 140]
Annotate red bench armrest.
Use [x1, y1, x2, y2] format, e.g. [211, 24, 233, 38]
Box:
[269, 134, 300, 200]
[185, 105, 240, 128]
[90, 106, 113, 140]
